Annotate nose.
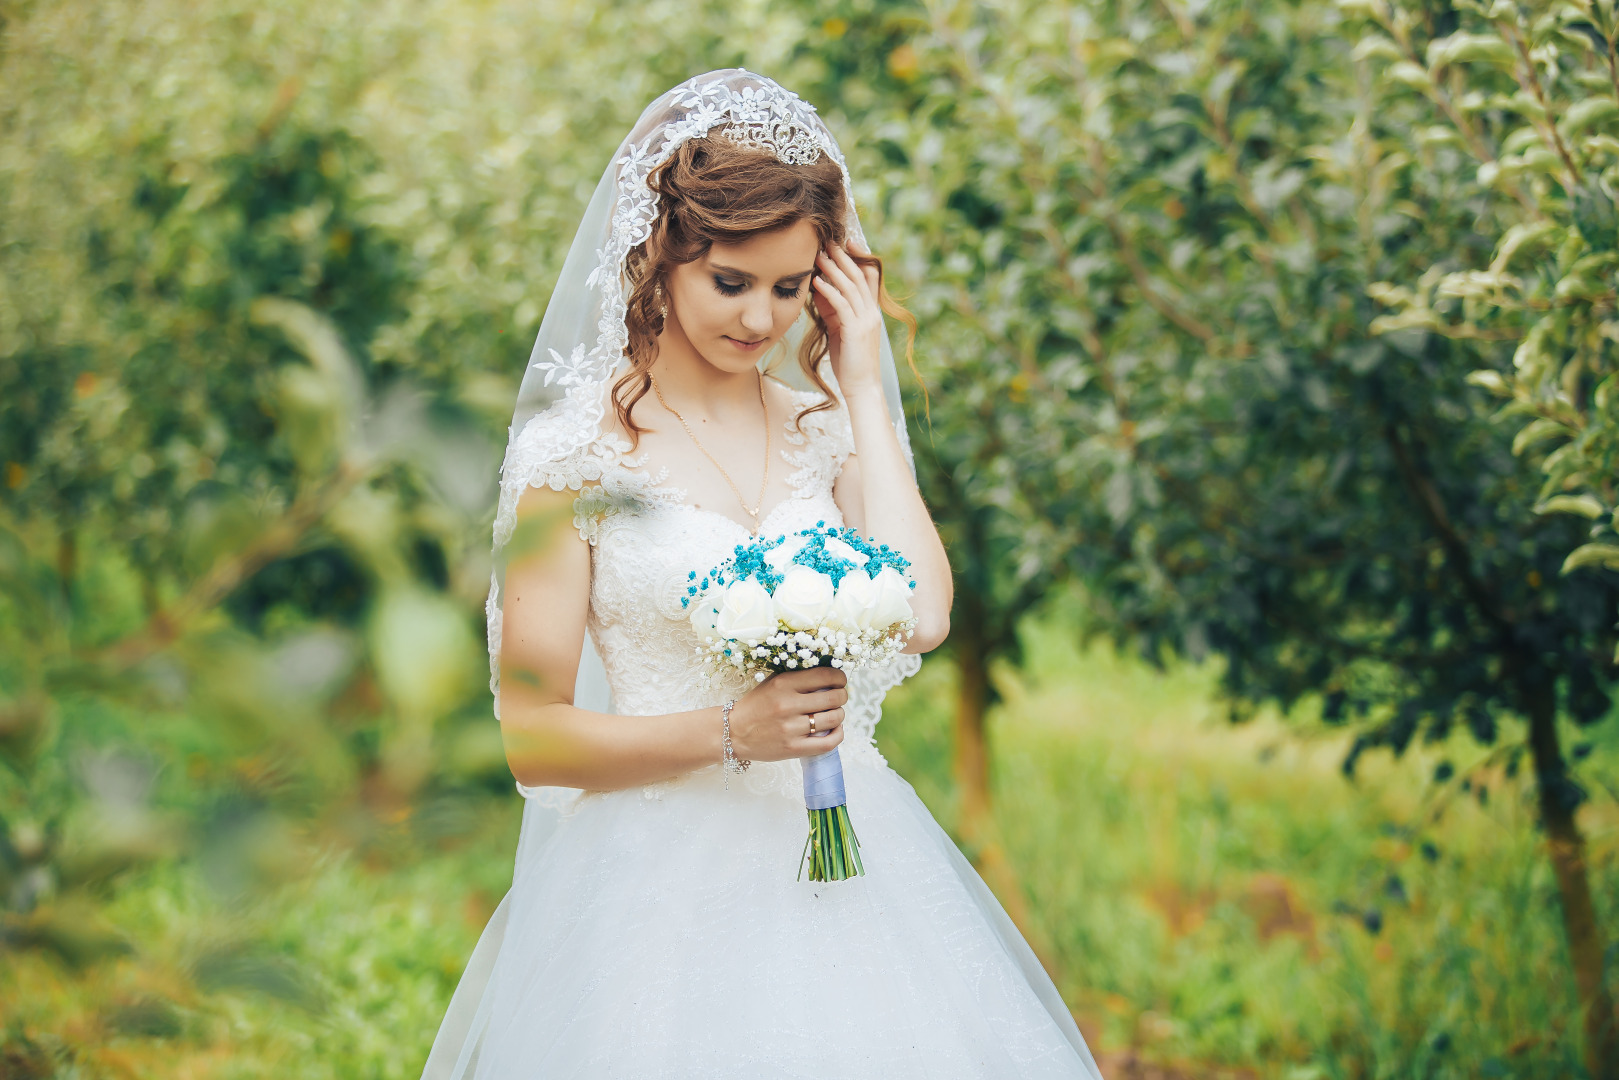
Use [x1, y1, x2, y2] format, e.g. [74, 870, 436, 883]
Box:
[739, 292, 773, 336]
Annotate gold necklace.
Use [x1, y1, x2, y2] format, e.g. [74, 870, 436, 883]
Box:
[651, 372, 771, 531]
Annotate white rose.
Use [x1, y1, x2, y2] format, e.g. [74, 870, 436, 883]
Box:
[688, 589, 721, 643]
[714, 578, 779, 644]
[868, 566, 915, 630]
[827, 569, 875, 632]
[763, 534, 808, 574]
[773, 565, 835, 631]
[821, 535, 870, 569]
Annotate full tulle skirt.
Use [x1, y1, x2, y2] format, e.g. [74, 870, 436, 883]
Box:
[422, 752, 1104, 1079]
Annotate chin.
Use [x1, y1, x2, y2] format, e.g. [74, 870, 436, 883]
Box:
[700, 337, 774, 373]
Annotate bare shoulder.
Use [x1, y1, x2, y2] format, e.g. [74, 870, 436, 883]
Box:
[515, 480, 579, 519]
[509, 483, 589, 570]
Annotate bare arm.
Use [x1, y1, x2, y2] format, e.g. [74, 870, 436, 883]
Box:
[814, 241, 953, 653]
[497, 483, 854, 790]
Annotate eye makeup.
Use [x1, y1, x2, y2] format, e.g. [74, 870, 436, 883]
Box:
[712, 275, 805, 300]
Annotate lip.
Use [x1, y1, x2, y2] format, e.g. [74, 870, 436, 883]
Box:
[724, 335, 769, 351]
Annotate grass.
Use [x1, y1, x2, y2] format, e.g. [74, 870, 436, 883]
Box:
[881, 629, 1616, 1078]
[2, 805, 520, 1079]
[3, 634, 1615, 1078]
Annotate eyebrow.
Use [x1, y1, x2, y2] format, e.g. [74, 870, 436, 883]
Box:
[710, 262, 813, 284]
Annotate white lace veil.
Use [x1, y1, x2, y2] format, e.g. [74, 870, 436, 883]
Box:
[485, 68, 914, 810]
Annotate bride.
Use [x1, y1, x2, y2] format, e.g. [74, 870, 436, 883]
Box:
[422, 70, 1103, 1079]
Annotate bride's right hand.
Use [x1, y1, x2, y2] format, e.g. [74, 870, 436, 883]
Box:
[727, 668, 848, 762]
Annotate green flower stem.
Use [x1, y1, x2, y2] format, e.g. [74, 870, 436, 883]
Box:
[798, 804, 864, 882]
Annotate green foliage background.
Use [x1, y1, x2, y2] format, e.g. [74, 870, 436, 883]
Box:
[2, 0, 1618, 1076]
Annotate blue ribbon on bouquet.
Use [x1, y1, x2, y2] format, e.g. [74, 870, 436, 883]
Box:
[802, 740, 846, 810]
[799, 721, 862, 881]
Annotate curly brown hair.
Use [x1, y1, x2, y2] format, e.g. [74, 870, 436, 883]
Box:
[614, 129, 917, 445]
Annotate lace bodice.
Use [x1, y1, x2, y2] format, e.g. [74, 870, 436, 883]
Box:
[489, 386, 920, 801]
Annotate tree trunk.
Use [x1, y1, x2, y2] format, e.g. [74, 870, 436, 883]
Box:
[953, 634, 992, 828]
[1524, 676, 1617, 1079]
[56, 527, 75, 607]
[951, 629, 1057, 977]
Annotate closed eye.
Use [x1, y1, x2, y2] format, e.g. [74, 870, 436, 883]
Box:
[712, 276, 807, 300]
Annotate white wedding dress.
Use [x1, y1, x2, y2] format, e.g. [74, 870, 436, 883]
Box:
[423, 388, 1104, 1079]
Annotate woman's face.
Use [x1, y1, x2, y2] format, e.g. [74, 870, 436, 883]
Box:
[661, 218, 821, 375]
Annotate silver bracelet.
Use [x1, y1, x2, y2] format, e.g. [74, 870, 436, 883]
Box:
[720, 699, 750, 785]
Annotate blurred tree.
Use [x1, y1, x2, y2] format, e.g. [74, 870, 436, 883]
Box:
[1338, 0, 1619, 1070]
[839, 0, 1617, 1069]
[0, 0, 834, 986]
[0, 294, 464, 949]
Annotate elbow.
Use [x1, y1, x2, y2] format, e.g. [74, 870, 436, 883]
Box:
[498, 701, 578, 789]
[503, 744, 551, 789]
[501, 727, 550, 789]
[503, 740, 579, 790]
[905, 576, 952, 653]
[908, 611, 950, 654]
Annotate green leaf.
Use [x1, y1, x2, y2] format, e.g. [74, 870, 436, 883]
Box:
[1370, 308, 1442, 334]
[276, 366, 344, 476]
[1427, 33, 1516, 69]
[1353, 36, 1405, 63]
[1537, 494, 1607, 518]
[1583, 133, 1619, 157]
[1573, 182, 1619, 250]
[1562, 542, 1619, 572]
[1595, 371, 1618, 410]
[1512, 417, 1572, 454]
[1387, 62, 1435, 90]
[1465, 369, 1511, 395]
[1500, 126, 1544, 157]
[368, 586, 479, 720]
[1489, 220, 1561, 271]
[1501, 147, 1563, 179]
[1507, 91, 1551, 122]
[250, 297, 363, 429]
[1554, 271, 1610, 300]
[1560, 96, 1619, 136]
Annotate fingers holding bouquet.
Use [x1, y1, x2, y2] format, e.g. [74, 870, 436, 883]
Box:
[729, 667, 847, 762]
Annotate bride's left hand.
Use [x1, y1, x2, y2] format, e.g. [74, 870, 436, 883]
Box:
[811, 239, 885, 395]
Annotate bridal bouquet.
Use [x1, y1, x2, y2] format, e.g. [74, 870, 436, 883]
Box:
[683, 522, 917, 881]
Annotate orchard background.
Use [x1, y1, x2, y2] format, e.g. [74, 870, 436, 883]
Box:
[2, 0, 1617, 1076]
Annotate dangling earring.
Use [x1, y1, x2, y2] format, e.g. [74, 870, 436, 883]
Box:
[655, 281, 669, 319]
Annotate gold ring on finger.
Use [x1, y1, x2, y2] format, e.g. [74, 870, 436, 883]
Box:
[808, 715, 816, 735]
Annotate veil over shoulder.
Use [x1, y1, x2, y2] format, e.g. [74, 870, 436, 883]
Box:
[426, 69, 1104, 1080]
[484, 68, 914, 816]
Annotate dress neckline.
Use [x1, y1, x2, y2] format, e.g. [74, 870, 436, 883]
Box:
[601, 384, 833, 538]
[608, 452, 807, 538]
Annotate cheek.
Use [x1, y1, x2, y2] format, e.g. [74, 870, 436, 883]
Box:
[776, 296, 807, 330]
[670, 280, 725, 329]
